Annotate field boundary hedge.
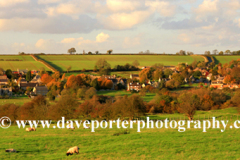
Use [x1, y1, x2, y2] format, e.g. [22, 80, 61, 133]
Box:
[31, 55, 57, 72]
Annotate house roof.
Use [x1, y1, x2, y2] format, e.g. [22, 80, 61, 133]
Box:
[34, 86, 48, 91]
[129, 82, 141, 86]
[20, 83, 38, 88]
[0, 75, 7, 80]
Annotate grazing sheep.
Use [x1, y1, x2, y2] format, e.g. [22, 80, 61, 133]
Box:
[66, 146, 79, 156]
[5, 149, 17, 153]
[84, 126, 90, 129]
[26, 128, 36, 132]
[67, 124, 75, 130]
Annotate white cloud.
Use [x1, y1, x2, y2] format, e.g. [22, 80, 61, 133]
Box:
[194, 0, 219, 21]
[98, 10, 153, 29]
[145, 1, 176, 17]
[35, 39, 56, 49]
[178, 33, 190, 43]
[0, 0, 29, 7]
[106, 0, 143, 12]
[38, 0, 61, 4]
[96, 32, 109, 43]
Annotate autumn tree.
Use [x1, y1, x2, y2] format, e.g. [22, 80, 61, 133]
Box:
[41, 73, 53, 84]
[68, 48, 76, 54]
[67, 66, 72, 73]
[95, 59, 111, 75]
[132, 60, 140, 68]
[49, 94, 79, 120]
[105, 80, 113, 89]
[85, 87, 97, 99]
[178, 92, 200, 120]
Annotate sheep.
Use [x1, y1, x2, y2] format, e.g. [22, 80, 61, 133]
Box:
[66, 146, 79, 156]
[67, 124, 75, 130]
[26, 127, 36, 132]
[5, 149, 17, 153]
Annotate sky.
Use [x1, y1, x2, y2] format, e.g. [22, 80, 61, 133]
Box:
[0, 0, 240, 54]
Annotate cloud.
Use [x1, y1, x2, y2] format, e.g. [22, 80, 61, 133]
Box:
[194, 0, 219, 21]
[0, 0, 29, 7]
[38, 0, 61, 4]
[35, 39, 56, 49]
[145, 1, 176, 17]
[106, 0, 144, 12]
[98, 10, 153, 29]
[123, 34, 142, 48]
[96, 32, 110, 43]
[0, 14, 100, 33]
[178, 33, 190, 43]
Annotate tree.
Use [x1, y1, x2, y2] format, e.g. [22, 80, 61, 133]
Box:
[204, 51, 211, 55]
[67, 66, 72, 73]
[107, 49, 113, 54]
[91, 78, 100, 90]
[41, 73, 53, 84]
[164, 69, 172, 78]
[5, 69, 12, 79]
[95, 59, 111, 75]
[132, 60, 140, 68]
[219, 51, 224, 55]
[95, 51, 99, 54]
[49, 94, 79, 120]
[68, 48, 76, 54]
[212, 49, 218, 55]
[193, 71, 202, 79]
[26, 70, 32, 82]
[105, 80, 113, 89]
[0, 68, 4, 75]
[85, 87, 97, 99]
[225, 50, 231, 55]
[179, 50, 186, 55]
[178, 92, 200, 120]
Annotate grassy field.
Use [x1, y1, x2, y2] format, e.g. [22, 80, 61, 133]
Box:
[97, 90, 156, 102]
[38, 55, 204, 72]
[0, 55, 49, 71]
[1, 107, 240, 159]
[0, 96, 31, 105]
[213, 56, 240, 64]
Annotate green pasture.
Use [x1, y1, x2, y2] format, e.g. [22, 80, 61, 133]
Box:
[38, 55, 204, 72]
[1, 107, 240, 159]
[213, 56, 240, 64]
[0, 55, 49, 71]
[97, 90, 156, 102]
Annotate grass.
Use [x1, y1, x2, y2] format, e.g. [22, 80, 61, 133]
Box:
[0, 55, 50, 71]
[1, 107, 240, 159]
[97, 90, 156, 102]
[213, 55, 240, 64]
[38, 55, 204, 72]
[0, 96, 31, 105]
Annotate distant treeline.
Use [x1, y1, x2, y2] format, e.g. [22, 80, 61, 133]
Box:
[0, 59, 22, 61]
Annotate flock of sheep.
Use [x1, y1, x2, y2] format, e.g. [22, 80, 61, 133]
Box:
[5, 126, 88, 156]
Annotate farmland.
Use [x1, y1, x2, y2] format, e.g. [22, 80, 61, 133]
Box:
[37, 55, 204, 72]
[1, 108, 240, 160]
[213, 56, 240, 64]
[0, 55, 50, 71]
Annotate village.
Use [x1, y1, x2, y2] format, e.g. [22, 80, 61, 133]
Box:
[0, 58, 239, 100]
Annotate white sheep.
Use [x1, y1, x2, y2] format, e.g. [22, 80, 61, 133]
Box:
[66, 146, 79, 156]
[25, 127, 36, 132]
[5, 149, 17, 153]
[67, 124, 75, 129]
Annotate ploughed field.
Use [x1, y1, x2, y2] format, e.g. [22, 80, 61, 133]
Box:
[213, 56, 240, 64]
[1, 108, 240, 160]
[0, 55, 49, 71]
[37, 55, 204, 71]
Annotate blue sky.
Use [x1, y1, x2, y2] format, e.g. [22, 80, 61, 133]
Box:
[0, 0, 240, 54]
